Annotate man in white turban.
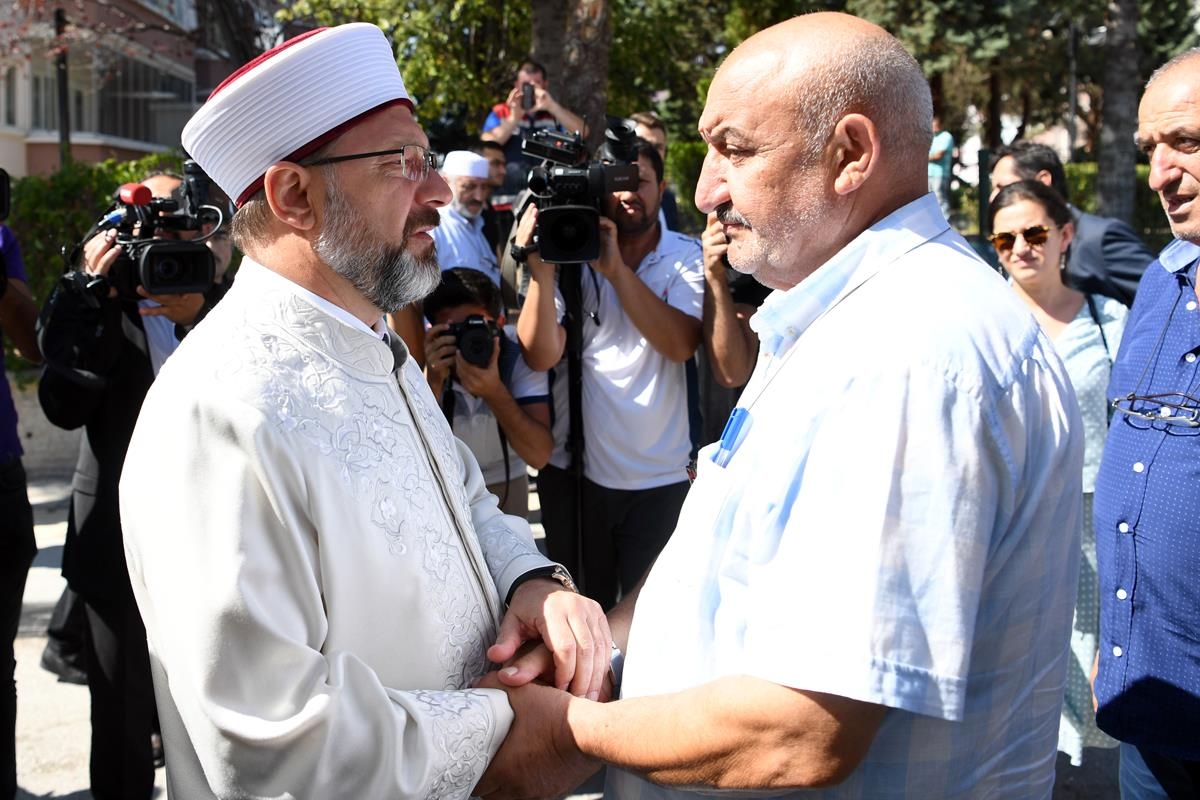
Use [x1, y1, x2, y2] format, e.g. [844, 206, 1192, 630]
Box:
[118, 23, 609, 800]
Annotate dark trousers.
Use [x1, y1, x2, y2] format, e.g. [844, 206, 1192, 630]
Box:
[0, 458, 35, 800]
[1120, 742, 1200, 799]
[539, 464, 688, 610]
[82, 591, 156, 800]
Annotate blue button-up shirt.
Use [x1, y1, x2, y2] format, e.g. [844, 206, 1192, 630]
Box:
[431, 206, 500, 286]
[1094, 238, 1200, 759]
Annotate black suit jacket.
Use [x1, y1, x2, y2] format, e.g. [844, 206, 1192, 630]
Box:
[38, 289, 157, 601]
[1065, 208, 1155, 307]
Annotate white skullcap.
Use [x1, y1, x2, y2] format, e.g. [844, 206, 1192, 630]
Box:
[182, 23, 413, 207]
[441, 150, 490, 180]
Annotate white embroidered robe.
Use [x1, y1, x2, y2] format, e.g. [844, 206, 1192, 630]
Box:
[119, 260, 552, 799]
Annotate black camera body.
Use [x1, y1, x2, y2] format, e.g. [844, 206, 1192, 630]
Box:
[76, 160, 222, 301]
[520, 119, 640, 264]
[448, 314, 499, 368]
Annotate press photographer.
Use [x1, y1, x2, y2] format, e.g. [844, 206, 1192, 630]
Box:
[34, 168, 228, 800]
[512, 136, 705, 609]
[423, 267, 552, 518]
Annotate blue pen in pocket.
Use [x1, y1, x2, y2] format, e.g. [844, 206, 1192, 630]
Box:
[712, 407, 750, 467]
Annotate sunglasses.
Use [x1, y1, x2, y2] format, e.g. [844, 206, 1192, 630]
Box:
[987, 225, 1058, 252]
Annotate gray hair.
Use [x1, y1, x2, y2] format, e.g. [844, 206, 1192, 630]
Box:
[792, 31, 933, 163]
[1147, 46, 1200, 89]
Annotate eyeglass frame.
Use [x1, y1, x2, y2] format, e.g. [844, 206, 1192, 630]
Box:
[300, 144, 439, 182]
[987, 224, 1059, 252]
[1110, 392, 1200, 428]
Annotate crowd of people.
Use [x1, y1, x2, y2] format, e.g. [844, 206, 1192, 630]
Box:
[3, 9, 1199, 800]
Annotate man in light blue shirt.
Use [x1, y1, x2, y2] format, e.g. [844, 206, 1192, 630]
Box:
[432, 150, 500, 285]
[474, 12, 1083, 800]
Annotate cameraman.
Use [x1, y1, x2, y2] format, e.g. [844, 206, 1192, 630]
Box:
[516, 139, 704, 609]
[36, 171, 220, 800]
[423, 267, 551, 518]
[482, 60, 586, 194]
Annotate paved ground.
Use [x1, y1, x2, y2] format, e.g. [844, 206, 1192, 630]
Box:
[13, 473, 1116, 799]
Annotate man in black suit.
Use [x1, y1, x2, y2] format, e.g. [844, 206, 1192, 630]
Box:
[37, 172, 222, 800]
[990, 142, 1154, 306]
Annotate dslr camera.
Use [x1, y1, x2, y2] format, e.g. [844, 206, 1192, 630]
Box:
[67, 160, 224, 301]
[448, 314, 500, 368]
[520, 117, 640, 263]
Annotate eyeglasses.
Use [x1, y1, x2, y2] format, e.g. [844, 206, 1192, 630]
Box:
[302, 144, 439, 182]
[1111, 392, 1200, 428]
[987, 225, 1058, 252]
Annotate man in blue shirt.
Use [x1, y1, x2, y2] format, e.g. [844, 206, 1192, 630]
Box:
[0, 221, 40, 800]
[1094, 48, 1200, 797]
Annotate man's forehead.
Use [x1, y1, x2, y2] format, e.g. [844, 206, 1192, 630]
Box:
[339, 104, 427, 150]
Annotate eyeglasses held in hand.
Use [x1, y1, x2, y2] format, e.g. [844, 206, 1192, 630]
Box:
[302, 144, 439, 182]
[1111, 392, 1200, 428]
[987, 225, 1058, 252]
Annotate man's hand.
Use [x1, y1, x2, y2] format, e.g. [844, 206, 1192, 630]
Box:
[138, 288, 205, 326]
[472, 674, 600, 800]
[591, 217, 625, 281]
[489, 579, 610, 700]
[702, 212, 730, 279]
[80, 230, 122, 298]
[514, 204, 555, 283]
[424, 323, 457, 396]
[455, 337, 504, 402]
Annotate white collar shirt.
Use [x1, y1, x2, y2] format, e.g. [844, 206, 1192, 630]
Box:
[609, 194, 1083, 800]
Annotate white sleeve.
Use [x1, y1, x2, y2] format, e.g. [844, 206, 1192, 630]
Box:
[121, 393, 511, 799]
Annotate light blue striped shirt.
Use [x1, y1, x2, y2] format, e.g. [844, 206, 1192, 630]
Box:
[608, 194, 1082, 800]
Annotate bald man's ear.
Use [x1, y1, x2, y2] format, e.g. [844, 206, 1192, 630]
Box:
[829, 113, 879, 196]
[263, 162, 319, 232]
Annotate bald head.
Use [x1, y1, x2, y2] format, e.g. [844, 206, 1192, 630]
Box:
[727, 13, 932, 167]
[694, 12, 933, 289]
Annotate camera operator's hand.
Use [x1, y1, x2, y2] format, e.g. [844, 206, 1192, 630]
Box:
[454, 337, 503, 402]
[591, 217, 626, 281]
[424, 323, 458, 398]
[515, 204, 553, 282]
[80, 229, 123, 298]
[137, 288, 206, 327]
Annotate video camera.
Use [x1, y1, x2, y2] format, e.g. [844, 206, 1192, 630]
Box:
[520, 117, 640, 263]
[448, 314, 500, 368]
[65, 159, 224, 301]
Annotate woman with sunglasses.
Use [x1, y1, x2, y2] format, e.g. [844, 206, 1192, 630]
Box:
[989, 178, 1127, 768]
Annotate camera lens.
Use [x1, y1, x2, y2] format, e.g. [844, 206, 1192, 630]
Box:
[155, 258, 183, 282]
[458, 328, 493, 368]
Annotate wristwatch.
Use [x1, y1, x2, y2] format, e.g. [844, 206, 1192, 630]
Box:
[509, 241, 539, 264]
[505, 564, 578, 605]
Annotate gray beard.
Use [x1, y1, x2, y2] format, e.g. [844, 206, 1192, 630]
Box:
[313, 169, 442, 313]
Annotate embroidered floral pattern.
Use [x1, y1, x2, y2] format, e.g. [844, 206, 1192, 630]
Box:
[215, 288, 495, 687]
[409, 689, 496, 800]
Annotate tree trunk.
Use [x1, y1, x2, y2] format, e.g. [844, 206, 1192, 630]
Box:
[531, 0, 610, 153]
[986, 71, 1003, 149]
[1096, 0, 1139, 222]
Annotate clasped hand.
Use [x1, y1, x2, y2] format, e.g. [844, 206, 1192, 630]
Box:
[473, 579, 610, 799]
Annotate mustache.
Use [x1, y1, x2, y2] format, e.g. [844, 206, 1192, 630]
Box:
[404, 206, 441, 237]
[715, 202, 750, 227]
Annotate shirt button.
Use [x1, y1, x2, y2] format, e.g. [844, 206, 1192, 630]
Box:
[1133, 462, 1145, 473]
[1188, 353, 1198, 363]
[1189, 301, 1199, 311]
[1113, 645, 1123, 657]
[1118, 522, 1131, 533]
[1116, 588, 1128, 600]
